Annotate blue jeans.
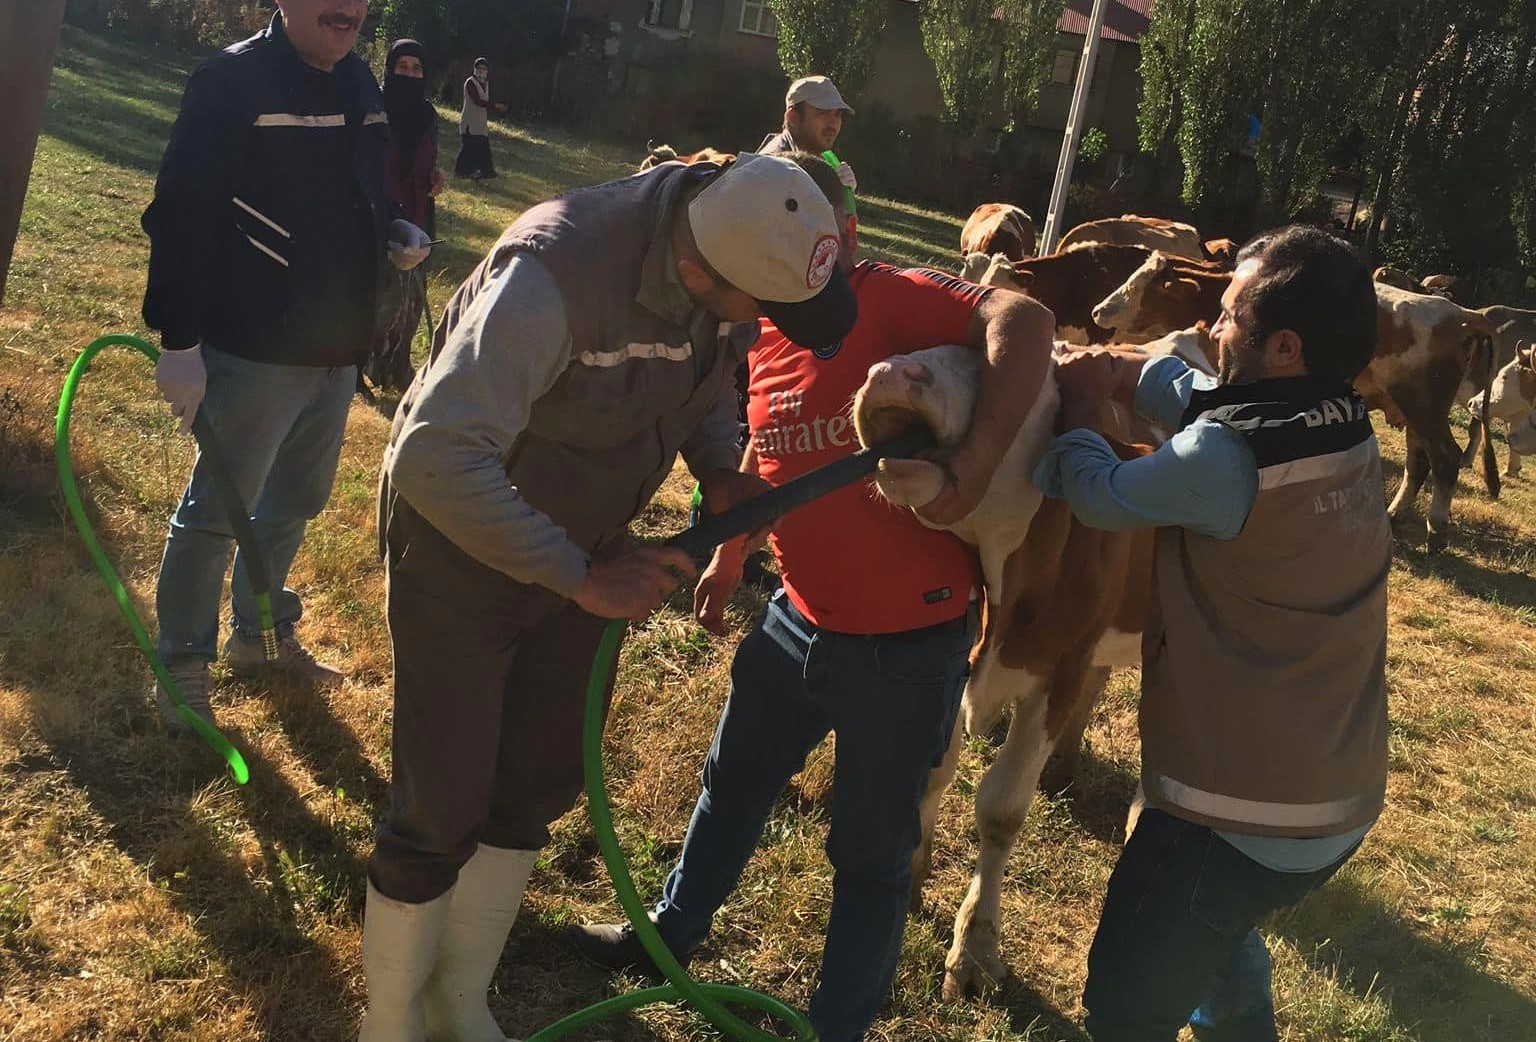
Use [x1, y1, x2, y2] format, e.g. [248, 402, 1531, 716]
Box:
[155, 348, 355, 665]
[1083, 808, 1356, 1042]
[653, 590, 973, 1042]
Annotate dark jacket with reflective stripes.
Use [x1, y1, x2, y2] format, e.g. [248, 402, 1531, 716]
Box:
[142, 14, 395, 366]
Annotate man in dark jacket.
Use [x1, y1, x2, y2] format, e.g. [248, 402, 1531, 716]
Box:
[141, 0, 431, 728]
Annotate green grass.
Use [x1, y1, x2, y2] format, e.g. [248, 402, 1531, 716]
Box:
[2, 24, 1535, 1042]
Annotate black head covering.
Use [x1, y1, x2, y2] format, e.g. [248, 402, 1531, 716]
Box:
[383, 39, 432, 178]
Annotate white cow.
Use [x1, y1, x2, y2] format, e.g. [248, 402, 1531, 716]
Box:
[1469, 342, 1536, 460]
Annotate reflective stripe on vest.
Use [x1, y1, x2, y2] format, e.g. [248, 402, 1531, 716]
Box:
[1144, 770, 1385, 831]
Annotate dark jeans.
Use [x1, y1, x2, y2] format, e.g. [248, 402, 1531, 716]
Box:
[370, 491, 618, 903]
[653, 590, 973, 1042]
[1083, 808, 1356, 1042]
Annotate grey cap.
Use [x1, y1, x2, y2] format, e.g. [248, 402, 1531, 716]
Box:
[786, 75, 854, 115]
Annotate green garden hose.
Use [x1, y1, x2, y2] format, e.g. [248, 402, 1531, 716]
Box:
[60, 334, 933, 1039]
[56, 334, 260, 785]
[527, 615, 815, 1042]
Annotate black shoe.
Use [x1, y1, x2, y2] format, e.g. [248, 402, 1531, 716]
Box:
[564, 918, 692, 978]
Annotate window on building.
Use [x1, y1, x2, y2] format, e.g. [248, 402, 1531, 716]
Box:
[1051, 48, 1078, 85]
[645, 0, 693, 31]
[740, 0, 778, 37]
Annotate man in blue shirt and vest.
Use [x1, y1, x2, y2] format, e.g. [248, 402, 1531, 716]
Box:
[1035, 225, 1391, 1042]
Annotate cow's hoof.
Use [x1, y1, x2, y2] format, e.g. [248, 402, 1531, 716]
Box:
[1427, 530, 1449, 553]
[941, 946, 1006, 1002]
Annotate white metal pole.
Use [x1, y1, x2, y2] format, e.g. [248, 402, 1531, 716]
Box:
[1038, 0, 1111, 255]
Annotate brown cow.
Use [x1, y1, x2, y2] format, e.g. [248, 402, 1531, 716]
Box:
[852, 346, 1155, 1000]
[1201, 238, 1238, 267]
[960, 203, 1037, 261]
[1091, 255, 1501, 548]
[637, 141, 736, 171]
[1058, 215, 1205, 261]
[964, 243, 1164, 344]
[1421, 274, 1471, 305]
[1373, 265, 1418, 292]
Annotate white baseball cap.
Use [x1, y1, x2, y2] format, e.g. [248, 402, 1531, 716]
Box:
[786, 75, 854, 115]
[688, 153, 855, 350]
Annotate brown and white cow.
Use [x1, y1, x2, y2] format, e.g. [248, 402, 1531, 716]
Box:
[852, 346, 1155, 1000]
[960, 243, 1167, 344]
[1057, 215, 1206, 261]
[637, 142, 736, 171]
[1466, 307, 1536, 476]
[1089, 254, 1502, 548]
[1421, 273, 1470, 305]
[1373, 265, 1418, 292]
[1091, 250, 1230, 341]
[1468, 342, 1536, 468]
[960, 203, 1037, 262]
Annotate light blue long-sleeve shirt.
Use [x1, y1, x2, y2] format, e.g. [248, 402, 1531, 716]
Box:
[1034, 355, 1372, 872]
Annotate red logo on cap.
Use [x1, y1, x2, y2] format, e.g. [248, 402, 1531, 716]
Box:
[807, 235, 839, 290]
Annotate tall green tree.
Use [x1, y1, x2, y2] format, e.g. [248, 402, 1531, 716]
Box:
[768, 0, 889, 97]
[918, 0, 1066, 136]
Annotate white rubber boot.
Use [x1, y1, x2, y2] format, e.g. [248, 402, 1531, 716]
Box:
[423, 845, 539, 1042]
[359, 883, 454, 1042]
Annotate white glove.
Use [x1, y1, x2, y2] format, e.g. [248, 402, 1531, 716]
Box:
[387, 218, 432, 271]
[156, 344, 206, 434]
[836, 161, 857, 191]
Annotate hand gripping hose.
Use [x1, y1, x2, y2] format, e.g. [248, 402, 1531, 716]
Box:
[60, 333, 935, 1038]
[530, 426, 935, 1042]
[56, 334, 264, 784]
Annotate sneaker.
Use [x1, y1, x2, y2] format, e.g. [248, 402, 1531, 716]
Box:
[564, 917, 694, 979]
[224, 632, 345, 687]
[155, 660, 215, 732]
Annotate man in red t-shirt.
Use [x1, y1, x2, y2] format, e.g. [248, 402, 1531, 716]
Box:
[569, 157, 1054, 1041]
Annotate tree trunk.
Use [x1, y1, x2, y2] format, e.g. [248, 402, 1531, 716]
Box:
[0, 0, 68, 307]
[1366, 80, 1416, 258]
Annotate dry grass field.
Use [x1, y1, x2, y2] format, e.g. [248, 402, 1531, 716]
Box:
[1, 26, 1533, 1042]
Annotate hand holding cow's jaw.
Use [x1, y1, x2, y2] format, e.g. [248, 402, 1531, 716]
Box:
[914, 291, 1057, 526]
[1052, 348, 1150, 434]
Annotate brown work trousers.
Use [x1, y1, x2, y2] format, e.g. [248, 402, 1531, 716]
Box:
[370, 489, 619, 903]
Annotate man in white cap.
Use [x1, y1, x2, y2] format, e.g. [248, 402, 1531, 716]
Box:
[357, 152, 857, 1042]
[760, 74, 858, 196]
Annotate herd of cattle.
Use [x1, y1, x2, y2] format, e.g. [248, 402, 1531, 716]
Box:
[847, 203, 1536, 1000]
[641, 148, 1536, 1001]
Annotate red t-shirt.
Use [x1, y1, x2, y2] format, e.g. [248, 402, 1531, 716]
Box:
[747, 261, 988, 634]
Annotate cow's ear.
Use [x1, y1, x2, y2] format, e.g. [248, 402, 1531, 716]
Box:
[1011, 269, 1036, 289]
[1168, 277, 1201, 300]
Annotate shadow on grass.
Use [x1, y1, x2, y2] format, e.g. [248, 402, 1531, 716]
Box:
[44, 27, 197, 175]
[1278, 871, 1536, 1042]
[1393, 508, 1536, 614]
[1, 417, 368, 1036]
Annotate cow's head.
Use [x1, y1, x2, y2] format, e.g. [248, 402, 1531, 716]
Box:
[851, 346, 982, 508]
[1092, 251, 1204, 337]
[1500, 343, 1536, 455]
[1372, 265, 1417, 292]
